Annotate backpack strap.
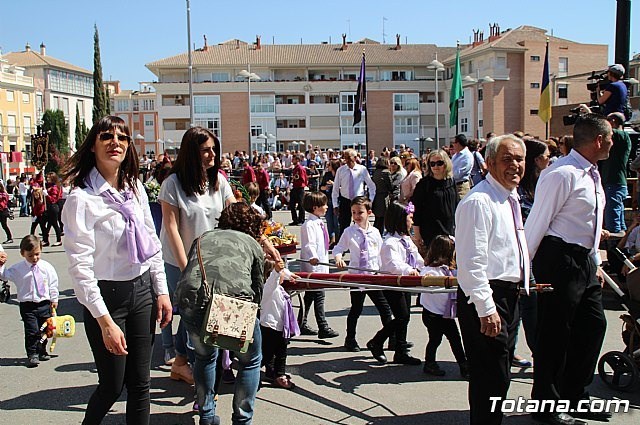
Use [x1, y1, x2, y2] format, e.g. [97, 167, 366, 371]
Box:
[196, 237, 212, 304]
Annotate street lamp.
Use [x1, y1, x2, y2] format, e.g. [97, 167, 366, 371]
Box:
[428, 59, 445, 150]
[238, 68, 261, 154]
[257, 133, 276, 154]
[464, 71, 494, 139]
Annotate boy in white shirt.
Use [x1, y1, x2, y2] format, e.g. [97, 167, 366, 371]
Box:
[333, 196, 392, 351]
[0, 235, 59, 367]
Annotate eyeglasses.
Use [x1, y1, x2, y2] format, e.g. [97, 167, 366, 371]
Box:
[557, 141, 565, 146]
[429, 160, 445, 167]
[99, 132, 131, 143]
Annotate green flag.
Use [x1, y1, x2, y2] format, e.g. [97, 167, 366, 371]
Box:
[449, 48, 462, 128]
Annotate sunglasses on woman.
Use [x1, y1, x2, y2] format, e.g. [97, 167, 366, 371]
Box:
[99, 132, 131, 143]
[429, 160, 445, 167]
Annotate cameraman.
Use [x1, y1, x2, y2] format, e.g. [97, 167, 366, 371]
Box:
[597, 64, 628, 116]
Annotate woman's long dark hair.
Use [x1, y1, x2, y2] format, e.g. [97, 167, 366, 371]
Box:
[61, 116, 140, 194]
[170, 127, 221, 197]
[520, 139, 548, 199]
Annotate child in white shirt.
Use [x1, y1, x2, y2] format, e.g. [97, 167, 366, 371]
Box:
[298, 191, 339, 339]
[419, 235, 468, 378]
[333, 196, 391, 352]
[246, 182, 265, 218]
[0, 235, 59, 367]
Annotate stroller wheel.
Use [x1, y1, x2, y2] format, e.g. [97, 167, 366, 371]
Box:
[598, 350, 638, 391]
[0, 282, 10, 303]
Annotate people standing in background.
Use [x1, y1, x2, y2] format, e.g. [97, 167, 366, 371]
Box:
[288, 154, 308, 226]
[389, 157, 404, 202]
[320, 160, 340, 248]
[255, 161, 272, 220]
[371, 157, 393, 235]
[18, 176, 29, 217]
[399, 158, 422, 204]
[42, 173, 63, 247]
[0, 182, 14, 244]
[451, 134, 474, 200]
[469, 139, 487, 186]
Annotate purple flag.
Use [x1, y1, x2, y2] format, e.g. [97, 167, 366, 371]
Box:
[353, 53, 366, 126]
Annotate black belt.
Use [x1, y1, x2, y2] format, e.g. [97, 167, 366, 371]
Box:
[543, 235, 590, 256]
[489, 279, 522, 291]
[455, 180, 469, 185]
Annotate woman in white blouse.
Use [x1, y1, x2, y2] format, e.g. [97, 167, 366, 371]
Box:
[399, 158, 422, 203]
[61, 116, 172, 425]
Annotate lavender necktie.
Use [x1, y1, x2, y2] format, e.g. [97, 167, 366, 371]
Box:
[281, 287, 300, 338]
[399, 237, 417, 268]
[441, 266, 457, 319]
[359, 228, 369, 273]
[507, 192, 530, 293]
[32, 264, 46, 298]
[319, 221, 329, 250]
[590, 166, 603, 254]
[101, 188, 161, 264]
[348, 168, 356, 199]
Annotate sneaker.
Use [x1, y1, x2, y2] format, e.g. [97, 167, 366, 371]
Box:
[52, 242, 62, 247]
[423, 361, 446, 376]
[511, 357, 532, 368]
[39, 352, 51, 361]
[392, 352, 422, 366]
[164, 349, 176, 366]
[221, 368, 236, 384]
[344, 339, 361, 352]
[318, 327, 339, 339]
[299, 324, 318, 335]
[27, 355, 39, 368]
[42, 242, 50, 247]
[4, 239, 13, 244]
[170, 361, 195, 385]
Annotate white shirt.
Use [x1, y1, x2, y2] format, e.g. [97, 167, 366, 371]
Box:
[452, 147, 474, 183]
[381, 233, 424, 275]
[525, 149, 604, 264]
[158, 173, 235, 267]
[62, 168, 168, 318]
[0, 259, 59, 304]
[18, 182, 28, 196]
[624, 226, 640, 251]
[251, 202, 265, 217]
[260, 269, 294, 331]
[332, 163, 376, 205]
[420, 265, 456, 315]
[300, 214, 329, 273]
[333, 223, 383, 272]
[455, 173, 529, 317]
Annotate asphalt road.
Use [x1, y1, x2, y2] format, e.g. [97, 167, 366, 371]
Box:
[0, 211, 638, 424]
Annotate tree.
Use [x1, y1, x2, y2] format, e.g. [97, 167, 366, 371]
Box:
[92, 24, 110, 123]
[75, 103, 84, 147]
[42, 109, 69, 173]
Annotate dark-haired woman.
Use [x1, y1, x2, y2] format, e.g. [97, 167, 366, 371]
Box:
[371, 157, 393, 235]
[0, 182, 14, 244]
[43, 172, 63, 247]
[158, 127, 235, 385]
[61, 116, 172, 425]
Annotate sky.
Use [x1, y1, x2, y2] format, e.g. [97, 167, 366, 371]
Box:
[1, 0, 638, 89]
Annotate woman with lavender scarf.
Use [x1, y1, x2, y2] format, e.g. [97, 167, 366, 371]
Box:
[61, 116, 172, 425]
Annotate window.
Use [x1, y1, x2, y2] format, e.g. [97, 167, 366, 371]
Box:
[394, 117, 419, 135]
[6, 90, 14, 102]
[458, 91, 465, 109]
[61, 97, 69, 116]
[478, 88, 483, 101]
[531, 82, 540, 89]
[558, 84, 568, 99]
[194, 118, 220, 136]
[479, 119, 484, 128]
[143, 99, 155, 110]
[211, 72, 230, 82]
[530, 55, 540, 62]
[310, 95, 338, 104]
[250, 124, 263, 137]
[340, 117, 365, 135]
[23, 116, 32, 135]
[558, 57, 568, 77]
[460, 118, 468, 133]
[117, 99, 129, 111]
[7, 115, 17, 134]
[250, 95, 275, 113]
[340, 93, 356, 112]
[36, 94, 44, 118]
[393, 93, 419, 112]
[496, 56, 507, 69]
[77, 99, 84, 117]
[194, 95, 220, 114]
[133, 100, 139, 111]
[144, 119, 154, 127]
[530, 109, 539, 115]
[22, 92, 30, 103]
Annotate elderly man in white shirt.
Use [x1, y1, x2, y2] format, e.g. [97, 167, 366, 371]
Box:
[455, 134, 529, 425]
[451, 134, 474, 200]
[332, 148, 376, 240]
[525, 114, 613, 425]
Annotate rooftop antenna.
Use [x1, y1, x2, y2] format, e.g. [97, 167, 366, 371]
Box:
[382, 17, 388, 43]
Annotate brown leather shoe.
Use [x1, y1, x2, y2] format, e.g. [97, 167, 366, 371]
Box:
[170, 359, 194, 385]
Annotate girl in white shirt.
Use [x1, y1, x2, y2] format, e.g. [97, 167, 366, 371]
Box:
[367, 201, 423, 366]
[61, 116, 171, 425]
[419, 235, 468, 378]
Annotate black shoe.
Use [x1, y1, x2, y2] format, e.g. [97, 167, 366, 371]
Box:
[288, 221, 299, 226]
[423, 361, 446, 376]
[27, 355, 39, 368]
[393, 352, 422, 366]
[39, 352, 51, 361]
[42, 242, 50, 247]
[387, 340, 414, 351]
[532, 412, 587, 425]
[299, 324, 318, 335]
[366, 340, 387, 364]
[571, 409, 612, 421]
[4, 239, 13, 244]
[459, 362, 470, 379]
[318, 327, 339, 339]
[344, 339, 361, 352]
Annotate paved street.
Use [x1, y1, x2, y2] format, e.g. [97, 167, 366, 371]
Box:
[0, 210, 639, 424]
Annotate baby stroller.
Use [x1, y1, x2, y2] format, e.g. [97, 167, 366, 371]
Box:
[0, 279, 10, 303]
[598, 248, 640, 391]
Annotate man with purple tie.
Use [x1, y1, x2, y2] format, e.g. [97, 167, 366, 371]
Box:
[0, 235, 59, 368]
[455, 135, 529, 425]
[525, 114, 613, 425]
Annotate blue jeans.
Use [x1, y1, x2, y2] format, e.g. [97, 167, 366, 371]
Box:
[160, 263, 192, 361]
[187, 319, 262, 425]
[19, 194, 28, 216]
[325, 200, 339, 241]
[604, 184, 628, 233]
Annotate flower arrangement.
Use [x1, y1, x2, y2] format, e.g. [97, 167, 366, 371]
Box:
[262, 220, 297, 255]
[144, 180, 161, 203]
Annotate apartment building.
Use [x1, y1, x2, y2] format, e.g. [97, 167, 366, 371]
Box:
[443, 25, 608, 138]
[0, 58, 37, 179]
[106, 81, 161, 157]
[146, 36, 456, 155]
[3, 43, 94, 151]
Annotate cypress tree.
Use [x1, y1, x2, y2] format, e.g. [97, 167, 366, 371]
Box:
[75, 103, 84, 147]
[92, 24, 109, 123]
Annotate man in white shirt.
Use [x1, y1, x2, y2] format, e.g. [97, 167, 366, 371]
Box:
[332, 149, 376, 240]
[455, 135, 528, 425]
[451, 134, 474, 200]
[525, 114, 613, 425]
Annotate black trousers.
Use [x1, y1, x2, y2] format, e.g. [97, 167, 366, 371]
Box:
[299, 291, 329, 330]
[30, 215, 47, 237]
[44, 203, 62, 243]
[82, 271, 156, 425]
[19, 300, 51, 356]
[346, 290, 392, 341]
[531, 236, 607, 405]
[260, 325, 288, 377]
[370, 290, 411, 354]
[337, 195, 352, 241]
[258, 189, 272, 219]
[421, 308, 466, 364]
[457, 284, 519, 425]
[289, 187, 306, 224]
[0, 210, 12, 240]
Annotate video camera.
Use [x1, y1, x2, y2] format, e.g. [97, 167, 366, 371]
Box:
[563, 70, 607, 125]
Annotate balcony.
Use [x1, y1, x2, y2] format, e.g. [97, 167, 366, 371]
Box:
[0, 71, 34, 87]
[158, 105, 191, 119]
